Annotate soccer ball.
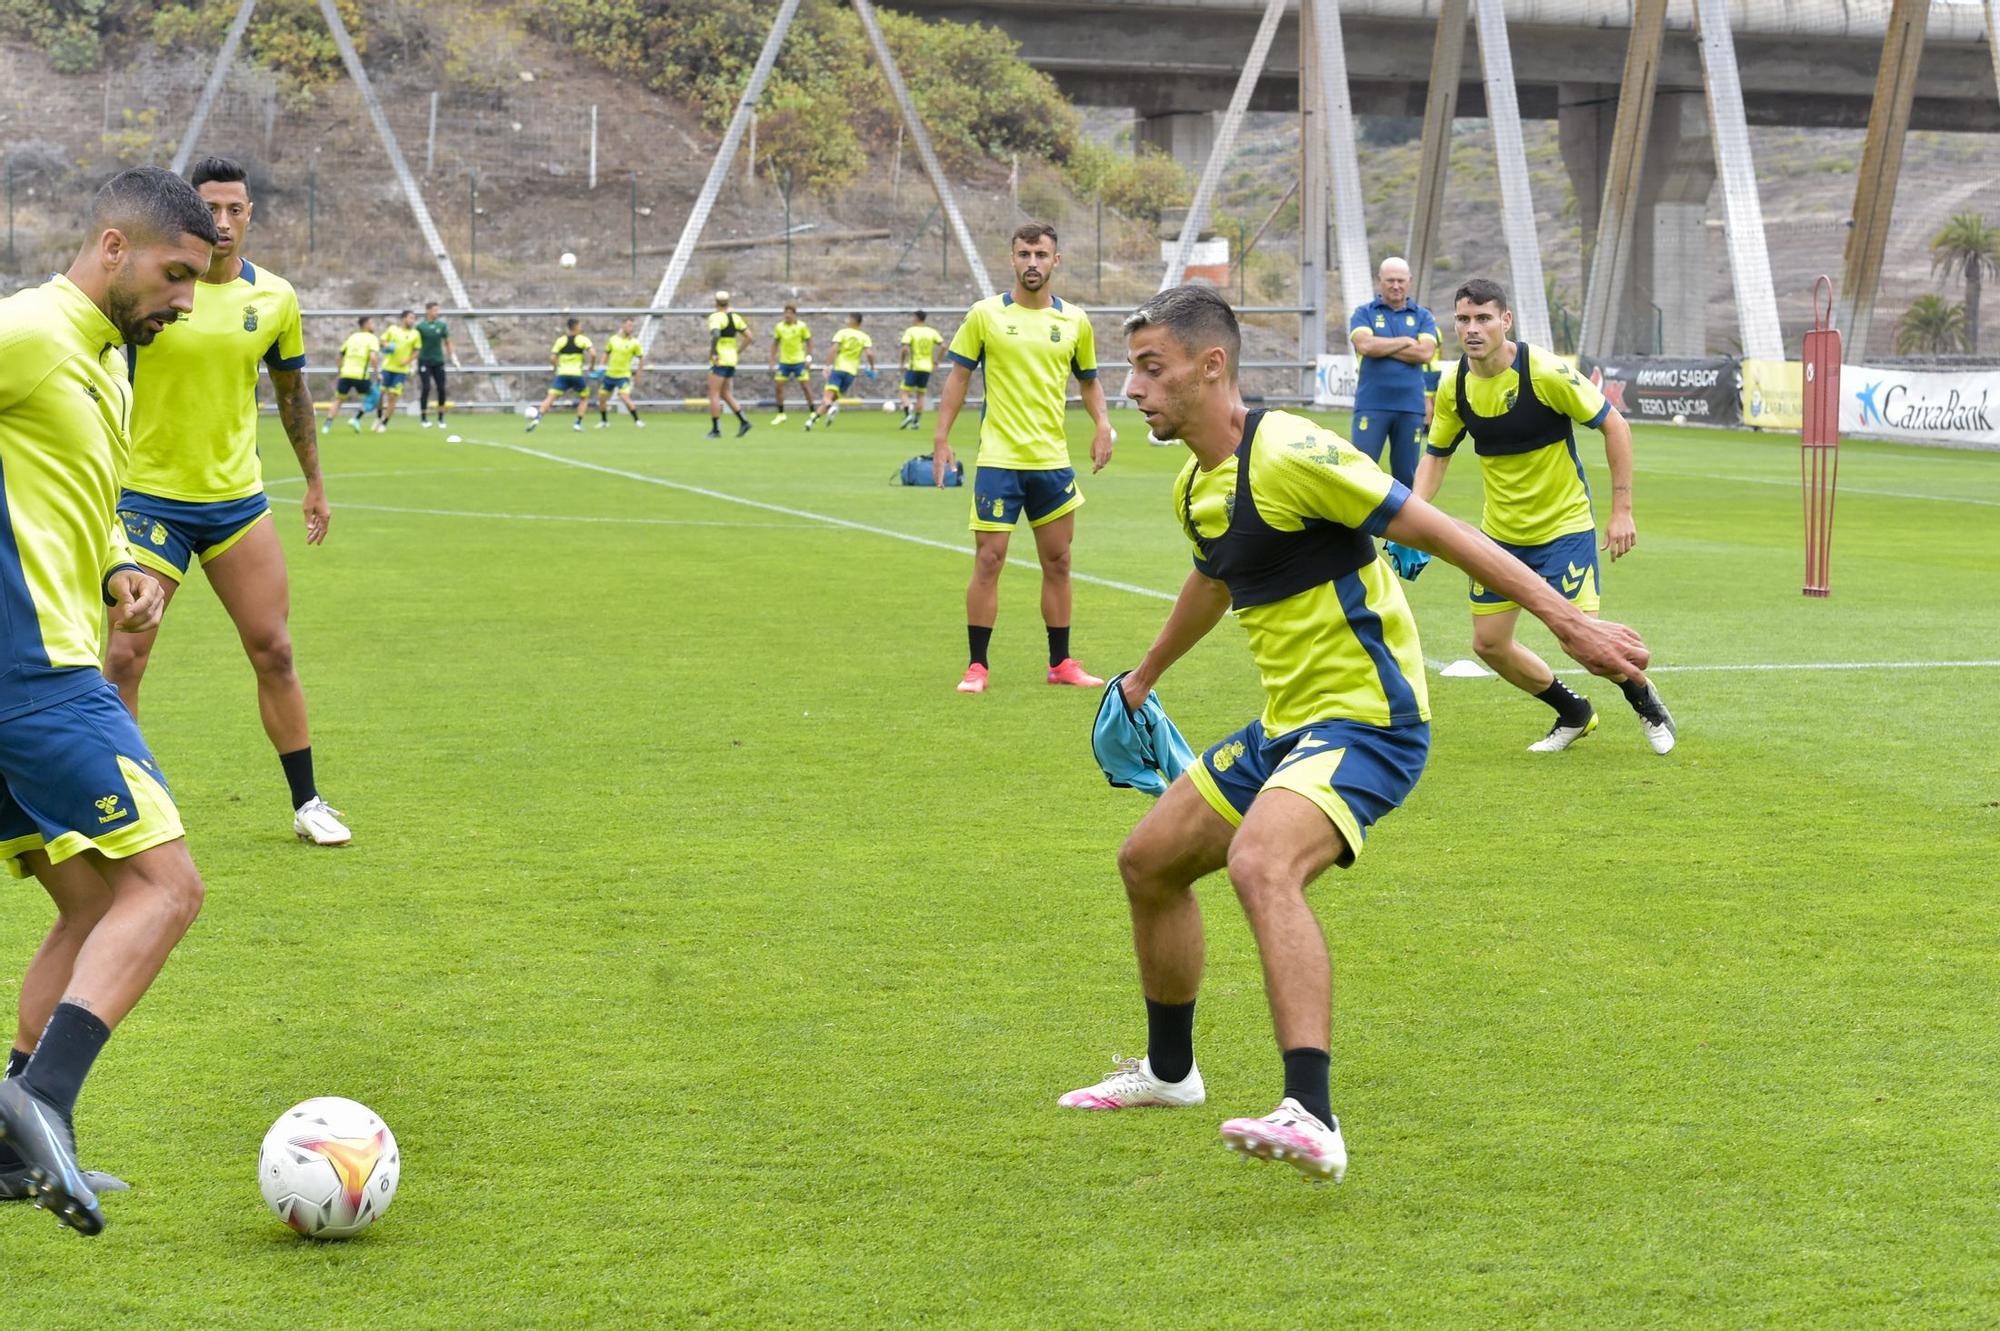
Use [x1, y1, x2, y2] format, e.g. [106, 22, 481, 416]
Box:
[1671, 413, 1687, 426]
[882, 400, 898, 412]
[258, 1097, 400, 1239]
[559, 252, 577, 269]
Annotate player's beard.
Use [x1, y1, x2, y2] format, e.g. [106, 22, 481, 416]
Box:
[1019, 268, 1046, 292]
[105, 276, 180, 346]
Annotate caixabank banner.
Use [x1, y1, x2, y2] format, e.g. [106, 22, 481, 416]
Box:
[1579, 355, 1740, 424]
[1840, 364, 2000, 448]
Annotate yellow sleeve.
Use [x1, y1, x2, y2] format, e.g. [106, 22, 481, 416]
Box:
[1531, 349, 1611, 427]
[861, 333, 873, 351]
[1259, 424, 1404, 536]
[1425, 369, 1466, 455]
[1072, 311, 1097, 378]
[946, 306, 983, 368]
[267, 289, 306, 371]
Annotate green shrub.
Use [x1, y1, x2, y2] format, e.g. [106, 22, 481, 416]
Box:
[1098, 149, 1189, 225]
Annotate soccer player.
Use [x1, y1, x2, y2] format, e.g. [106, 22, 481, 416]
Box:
[526, 317, 593, 433]
[1414, 277, 1676, 755]
[768, 303, 811, 425]
[931, 222, 1112, 694]
[1057, 285, 1650, 1182]
[415, 300, 460, 429]
[1347, 256, 1437, 486]
[804, 314, 876, 430]
[706, 290, 751, 438]
[0, 166, 216, 1235]
[105, 152, 350, 847]
[595, 317, 645, 429]
[376, 308, 420, 432]
[324, 315, 379, 432]
[898, 309, 943, 430]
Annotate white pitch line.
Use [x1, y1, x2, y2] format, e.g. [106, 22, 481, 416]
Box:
[266, 467, 494, 487]
[461, 436, 2000, 678]
[456, 435, 1178, 602]
[325, 501, 829, 530]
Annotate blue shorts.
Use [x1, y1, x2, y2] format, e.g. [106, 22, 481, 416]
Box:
[709, 365, 737, 380]
[827, 370, 856, 394]
[902, 369, 931, 390]
[1350, 409, 1424, 487]
[774, 361, 810, 382]
[0, 677, 183, 879]
[1189, 717, 1430, 865]
[1470, 528, 1601, 616]
[551, 375, 590, 395]
[380, 371, 408, 389]
[969, 465, 1083, 532]
[600, 376, 631, 392]
[118, 490, 271, 581]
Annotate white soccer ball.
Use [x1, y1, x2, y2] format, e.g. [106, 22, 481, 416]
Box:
[258, 1097, 400, 1239]
[882, 399, 898, 412]
[1671, 413, 1687, 426]
[559, 252, 577, 269]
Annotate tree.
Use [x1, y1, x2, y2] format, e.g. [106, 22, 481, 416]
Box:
[1894, 294, 1967, 356]
[1930, 212, 2000, 355]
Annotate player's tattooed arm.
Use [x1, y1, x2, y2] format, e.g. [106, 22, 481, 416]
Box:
[271, 368, 330, 545]
[1600, 408, 1637, 560]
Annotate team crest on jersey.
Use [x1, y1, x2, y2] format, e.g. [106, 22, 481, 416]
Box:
[1211, 740, 1247, 774]
[1503, 389, 1519, 411]
[1048, 326, 1061, 343]
[1223, 490, 1237, 523]
[243, 305, 259, 332]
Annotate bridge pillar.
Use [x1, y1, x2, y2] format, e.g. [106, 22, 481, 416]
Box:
[1136, 112, 1216, 175]
[1561, 87, 1713, 354]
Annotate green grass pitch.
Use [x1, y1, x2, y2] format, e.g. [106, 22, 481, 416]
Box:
[4, 402, 1997, 1326]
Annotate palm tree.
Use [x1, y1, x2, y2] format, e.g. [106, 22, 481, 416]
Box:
[1895, 294, 1967, 355]
[1930, 212, 2000, 354]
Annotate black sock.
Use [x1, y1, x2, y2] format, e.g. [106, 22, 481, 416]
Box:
[600, 408, 608, 423]
[21, 1003, 111, 1127]
[1534, 679, 1594, 726]
[967, 625, 992, 668]
[1281, 1047, 1333, 1129]
[629, 409, 641, 422]
[1145, 998, 1196, 1084]
[279, 746, 317, 810]
[1617, 677, 1662, 719]
[735, 410, 749, 426]
[4, 1047, 28, 1080]
[1046, 625, 1071, 668]
[710, 415, 720, 430]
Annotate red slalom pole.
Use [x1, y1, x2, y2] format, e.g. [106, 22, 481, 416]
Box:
[1801, 276, 1841, 597]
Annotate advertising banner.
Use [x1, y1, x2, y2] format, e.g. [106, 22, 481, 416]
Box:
[1579, 355, 1739, 425]
[1741, 358, 1803, 431]
[1313, 354, 1358, 408]
[1839, 364, 2000, 448]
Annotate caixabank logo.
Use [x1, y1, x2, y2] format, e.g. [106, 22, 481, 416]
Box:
[1854, 379, 1995, 432]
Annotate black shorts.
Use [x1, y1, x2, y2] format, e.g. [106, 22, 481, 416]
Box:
[336, 376, 371, 395]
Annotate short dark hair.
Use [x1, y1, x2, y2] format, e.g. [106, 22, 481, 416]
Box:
[1454, 278, 1509, 311]
[783, 302, 797, 312]
[913, 309, 927, 321]
[89, 166, 217, 246]
[356, 315, 373, 327]
[399, 308, 413, 317]
[851, 313, 863, 324]
[1122, 284, 1241, 376]
[425, 300, 440, 310]
[565, 317, 581, 329]
[1012, 222, 1057, 248]
[188, 156, 248, 193]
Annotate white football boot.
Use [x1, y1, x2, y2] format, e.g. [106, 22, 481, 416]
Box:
[1058, 1056, 1205, 1110]
[1218, 1098, 1348, 1183]
[1633, 683, 1677, 755]
[1528, 710, 1598, 753]
[293, 797, 352, 847]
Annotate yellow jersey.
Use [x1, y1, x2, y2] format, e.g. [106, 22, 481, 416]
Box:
[1176, 409, 1428, 734]
[1425, 343, 1609, 546]
[945, 292, 1097, 470]
[901, 324, 943, 373]
[337, 331, 379, 380]
[381, 324, 420, 375]
[772, 319, 811, 364]
[551, 335, 592, 377]
[128, 259, 308, 503]
[0, 276, 143, 719]
[831, 327, 872, 374]
[604, 335, 642, 379]
[707, 310, 749, 368]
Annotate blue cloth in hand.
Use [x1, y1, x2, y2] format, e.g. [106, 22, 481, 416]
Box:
[1092, 672, 1198, 798]
[1384, 540, 1431, 581]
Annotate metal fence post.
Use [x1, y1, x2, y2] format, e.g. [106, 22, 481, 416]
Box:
[426, 90, 438, 176]
[307, 157, 316, 255]
[630, 173, 638, 286]
[469, 170, 478, 280]
[589, 105, 598, 191]
[5, 157, 15, 271]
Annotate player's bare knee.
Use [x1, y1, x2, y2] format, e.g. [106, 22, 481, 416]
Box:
[247, 633, 296, 680]
[972, 547, 1007, 581]
[1038, 544, 1072, 578]
[1471, 626, 1513, 665]
[1225, 841, 1303, 914]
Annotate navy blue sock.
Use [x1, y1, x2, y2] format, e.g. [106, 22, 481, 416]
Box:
[1047, 625, 1071, 668]
[22, 1003, 111, 1127]
[1281, 1047, 1333, 1129]
[1145, 999, 1195, 1084]
[967, 625, 993, 668]
[279, 746, 317, 810]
